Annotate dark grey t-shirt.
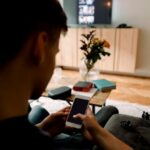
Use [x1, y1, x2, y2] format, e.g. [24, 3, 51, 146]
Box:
[0, 116, 53, 149]
[0, 115, 94, 150]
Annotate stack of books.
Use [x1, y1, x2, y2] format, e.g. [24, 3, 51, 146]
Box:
[72, 81, 97, 98]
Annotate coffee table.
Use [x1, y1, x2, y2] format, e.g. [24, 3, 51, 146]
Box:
[42, 76, 111, 114]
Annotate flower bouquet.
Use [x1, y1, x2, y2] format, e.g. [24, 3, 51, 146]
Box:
[80, 30, 111, 80]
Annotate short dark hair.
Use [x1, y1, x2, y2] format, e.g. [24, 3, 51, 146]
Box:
[0, 0, 67, 65]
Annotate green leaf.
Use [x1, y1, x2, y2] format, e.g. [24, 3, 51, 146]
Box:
[81, 34, 88, 39]
[80, 40, 86, 44]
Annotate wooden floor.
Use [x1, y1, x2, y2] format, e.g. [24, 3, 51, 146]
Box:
[60, 69, 150, 106]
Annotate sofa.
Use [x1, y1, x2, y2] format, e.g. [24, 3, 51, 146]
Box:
[104, 113, 150, 150]
[28, 104, 150, 150]
[95, 106, 150, 150]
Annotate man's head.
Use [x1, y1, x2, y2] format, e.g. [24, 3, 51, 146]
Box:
[0, 0, 67, 99]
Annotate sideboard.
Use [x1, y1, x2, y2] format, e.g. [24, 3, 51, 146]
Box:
[56, 28, 139, 74]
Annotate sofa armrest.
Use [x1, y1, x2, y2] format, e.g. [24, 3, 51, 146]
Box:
[95, 105, 119, 127]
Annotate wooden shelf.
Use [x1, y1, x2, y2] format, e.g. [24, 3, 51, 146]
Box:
[57, 28, 139, 74]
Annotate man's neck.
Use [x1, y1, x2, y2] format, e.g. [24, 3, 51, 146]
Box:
[0, 72, 31, 121]
[0, 98, 29, 121]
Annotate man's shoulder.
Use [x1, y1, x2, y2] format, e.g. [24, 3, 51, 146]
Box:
[0, 116, 53, 148]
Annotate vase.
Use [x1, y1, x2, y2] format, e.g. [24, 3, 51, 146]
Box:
[79, 58, 100, 81]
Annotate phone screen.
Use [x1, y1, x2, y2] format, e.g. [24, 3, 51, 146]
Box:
[67, 98, 89, 125]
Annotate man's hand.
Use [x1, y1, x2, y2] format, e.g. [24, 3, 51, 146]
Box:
[36, 106, 70, 137]
[74, 108, 133, 150]
[73, 107, 100, 141]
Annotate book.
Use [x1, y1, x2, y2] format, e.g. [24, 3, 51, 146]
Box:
[91, 79, 116, 91]
[73, 81, 93, 92]
[72, 87, 97, 98]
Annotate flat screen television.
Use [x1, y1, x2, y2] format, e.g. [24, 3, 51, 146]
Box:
[63, 0, 112, 27]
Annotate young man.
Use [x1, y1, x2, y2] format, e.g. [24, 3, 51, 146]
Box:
[0, 0, 132, 149]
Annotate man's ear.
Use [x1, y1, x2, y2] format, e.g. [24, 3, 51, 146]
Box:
[32, 32, 49, 65]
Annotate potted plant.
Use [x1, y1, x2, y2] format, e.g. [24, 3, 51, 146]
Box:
[80, 30, 111, 80]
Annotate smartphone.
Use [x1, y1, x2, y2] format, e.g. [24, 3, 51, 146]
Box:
[65, 95, 89, 129]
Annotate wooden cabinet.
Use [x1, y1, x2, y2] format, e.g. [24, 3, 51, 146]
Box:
[58, 28, 78, 67]
[99, 28, 116, 71]
[57, 28, 139, 74]
[114, 28, 139, 73]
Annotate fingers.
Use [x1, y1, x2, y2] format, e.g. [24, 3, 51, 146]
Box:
[51, 111, 69, 118]
[45, 105, 70, 121]
[43, 111, 68, 122]
[73, 113, 99, 129]
[58, 106, 70, 113]
[86, 107, 94, 117]
[73, 113, 85, 120]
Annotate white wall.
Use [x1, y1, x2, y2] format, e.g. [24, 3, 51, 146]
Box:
[112, 0, 150, 76]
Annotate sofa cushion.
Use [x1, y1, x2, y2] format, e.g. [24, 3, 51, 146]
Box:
[136, 126, 150, 145]
[104, 114, 150, 150]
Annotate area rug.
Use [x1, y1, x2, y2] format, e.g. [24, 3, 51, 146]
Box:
[30, 97, 150, 118]
[105, 99, 150, 118]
